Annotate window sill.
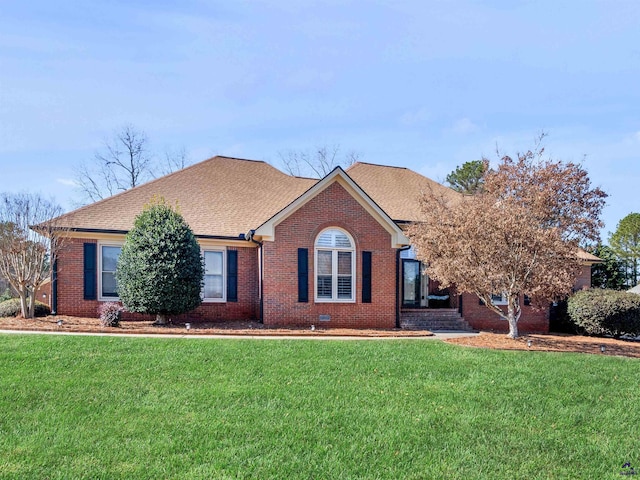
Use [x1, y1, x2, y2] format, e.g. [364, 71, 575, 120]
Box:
[314, 298, 356, 304]
[202, 298, 226, 303]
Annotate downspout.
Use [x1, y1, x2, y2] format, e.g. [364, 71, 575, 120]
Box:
[246, 230, 264, 324]
[396, 245, 412, 328]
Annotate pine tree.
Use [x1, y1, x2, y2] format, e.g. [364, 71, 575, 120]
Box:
[609, 213, 640, 288]
[445, 160, 487, 194]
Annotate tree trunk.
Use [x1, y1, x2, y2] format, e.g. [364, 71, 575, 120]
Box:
[154, 313, 168, 325]
[27, 293, 35, 319]
[507, 302, 519, 339]
[18, 290, 29, 318]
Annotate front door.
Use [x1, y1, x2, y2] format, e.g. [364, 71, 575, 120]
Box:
[402, 260, 421, 308]
[403, 259, 429, 308]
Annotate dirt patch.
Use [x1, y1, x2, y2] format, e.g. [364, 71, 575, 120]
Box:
[0, 315, 434, 338]
[445, 332, 640, 358]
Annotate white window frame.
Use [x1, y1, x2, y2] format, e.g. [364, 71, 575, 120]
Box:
[202, 248, 226, 303]
[314, 228, 356, 303]
[98, 241, 124, 301]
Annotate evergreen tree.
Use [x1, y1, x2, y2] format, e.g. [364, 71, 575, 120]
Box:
[590, 244, 627, 290]
[609, 213, 640, 287]
[116, 198, 204, 324]
[445, 160, 487, 194]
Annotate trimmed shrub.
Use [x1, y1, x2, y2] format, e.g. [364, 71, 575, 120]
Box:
[0, 298, 51, 318]
[98, 302, 123, 327]
[116, 198, 204, 325]
[568, 289, 640, 338]
[0, 288, 12, 302]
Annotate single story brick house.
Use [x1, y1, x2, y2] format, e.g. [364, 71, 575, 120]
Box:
[47, 156, 599, 332]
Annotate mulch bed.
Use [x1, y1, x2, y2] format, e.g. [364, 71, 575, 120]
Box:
[445, 332, 640, 358]
[0, 315, 434, 338]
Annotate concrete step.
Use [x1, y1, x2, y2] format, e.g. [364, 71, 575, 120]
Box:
[400, 309, 474, 332]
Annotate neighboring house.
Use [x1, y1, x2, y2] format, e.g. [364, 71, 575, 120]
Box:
[46, 156, 597, 333]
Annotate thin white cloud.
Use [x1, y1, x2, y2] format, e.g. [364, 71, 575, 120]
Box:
[451, 118, 479, 135]
[56, 178, 77, 187]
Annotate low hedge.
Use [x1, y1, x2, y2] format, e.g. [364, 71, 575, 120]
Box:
[0, 298, 51, 318]
[567, 289, 640, 338]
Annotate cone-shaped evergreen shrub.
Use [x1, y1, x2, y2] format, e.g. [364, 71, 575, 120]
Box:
[116, 198, 204, 324]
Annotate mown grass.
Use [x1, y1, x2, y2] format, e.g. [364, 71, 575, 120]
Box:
[0, 335, 638, 479]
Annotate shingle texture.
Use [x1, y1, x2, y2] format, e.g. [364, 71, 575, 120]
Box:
[55, 156, 316, 237]
[346, 162, 461, 222]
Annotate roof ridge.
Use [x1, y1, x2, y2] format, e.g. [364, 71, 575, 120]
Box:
[214, 155, 266, 164]
[54, 155, 272, 222]
[349, 161, 409, 170]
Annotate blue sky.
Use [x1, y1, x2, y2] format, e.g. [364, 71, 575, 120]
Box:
[1, 0, 638, 240]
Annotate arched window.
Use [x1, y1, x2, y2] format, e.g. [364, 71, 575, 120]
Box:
[315, 228, 355, 302]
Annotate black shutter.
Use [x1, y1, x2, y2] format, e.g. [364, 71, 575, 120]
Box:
[524, 295, 531, 306]
[83, 243, 97, 300]
[362, 251, 372, 303]
[298, 248, 308, 303]
[227, 250, 238, 302]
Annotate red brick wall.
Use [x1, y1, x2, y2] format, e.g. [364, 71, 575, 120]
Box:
[55, 238, 259, 322]
[35, 282, 51, 306]
[574, 265, 592, 291]
[459, 265, 593, 333]
[460, 293, 549, 333]
[262, 181, 397, 328]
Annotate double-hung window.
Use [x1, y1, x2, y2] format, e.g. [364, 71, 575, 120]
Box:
[315, 228, 355, 302]
[99, 243, 122, 300]
[203, 249, 225, 302]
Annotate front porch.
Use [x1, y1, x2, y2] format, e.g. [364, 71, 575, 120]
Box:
[400, 251, 472, 331]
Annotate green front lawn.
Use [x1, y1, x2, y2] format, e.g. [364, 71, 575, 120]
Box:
[0, 335, 638, 479]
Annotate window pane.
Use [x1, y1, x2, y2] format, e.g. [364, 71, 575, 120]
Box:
[334, 232, 351, 248]
[337, 251, 351, 275]
[337, 277, 352, 299]
[102, 272, 118, 297]
[204, 275, 223, 298]
[204, 251, 223, 275]
[102, 246, 121, 271]
[316, 232, 333, 247]
[317, 250, 332, 275]
[317, 276, 332, 298]
[315, 229, 352, 248]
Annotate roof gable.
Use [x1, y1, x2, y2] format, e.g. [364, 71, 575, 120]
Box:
[253, 167, 409, 248]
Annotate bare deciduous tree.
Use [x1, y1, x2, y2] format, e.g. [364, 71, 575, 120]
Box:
[279, 144, 360, 178]
[75, 125, 154, 203]
[161, 146, 190, 175]
[0, 193, 67, 318]
[407, 138, 607, 338]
